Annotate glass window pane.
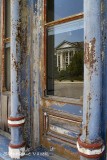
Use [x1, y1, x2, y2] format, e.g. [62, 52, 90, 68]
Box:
[5, 47, 10, 91]
[46, 19, 84, 99]
[47, 0, 83, 22]
[5, 0, 10, 38]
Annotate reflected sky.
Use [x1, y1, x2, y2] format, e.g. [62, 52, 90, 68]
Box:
[54, 29, 84, 47]
[48, 19, 84, 47]
[47, 0, 83, 22]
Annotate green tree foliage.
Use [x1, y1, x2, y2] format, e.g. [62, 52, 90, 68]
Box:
[68, 50, 84, 81]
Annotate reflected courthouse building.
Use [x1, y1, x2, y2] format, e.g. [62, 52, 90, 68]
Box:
[55, 41, 83, 71]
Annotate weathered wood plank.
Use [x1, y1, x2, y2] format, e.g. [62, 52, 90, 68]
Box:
[8, 95, 11, 118]
[8, 95, 11, 133]
[1, 95, 8, 131]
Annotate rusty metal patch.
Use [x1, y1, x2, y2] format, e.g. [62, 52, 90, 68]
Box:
[84, 38, 96, 72]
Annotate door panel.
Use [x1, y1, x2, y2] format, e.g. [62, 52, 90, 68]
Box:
[40, 98, 82, 159]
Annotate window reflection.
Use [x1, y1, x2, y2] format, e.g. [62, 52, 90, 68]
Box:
[47, 0, 83, 22]
[47, 19, 84, 99]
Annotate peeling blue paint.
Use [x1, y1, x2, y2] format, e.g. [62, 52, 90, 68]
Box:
[51, 104, 83, 116]
[78, 0, 105, 159]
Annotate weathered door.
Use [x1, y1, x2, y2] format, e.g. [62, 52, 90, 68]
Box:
[40, 0, 84, 159]
[0, 0, 11, 133]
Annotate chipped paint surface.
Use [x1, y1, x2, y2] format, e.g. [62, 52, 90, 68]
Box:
[0, 0, 107, 159]
[84, 38, 97, 72]
[31, 0, 42, 147]
[20, 0, 32, 146]
[78, 0, 105, 159]
[82, 0, 103, 143]
[17, 0, 83, 156]
[50, 125, 79, 138]
[8, 1, 26, 158]
[11, 0, 22, 117]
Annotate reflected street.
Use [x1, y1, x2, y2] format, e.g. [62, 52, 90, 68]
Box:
[54, 81, 83, 99]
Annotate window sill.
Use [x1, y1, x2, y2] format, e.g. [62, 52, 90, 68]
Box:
[43, 95, 83, 106]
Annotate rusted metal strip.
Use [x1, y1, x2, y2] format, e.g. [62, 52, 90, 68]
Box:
[8, 116, 25, 121]
[9, 142, 26, 149]
[78, 137, 104, 149]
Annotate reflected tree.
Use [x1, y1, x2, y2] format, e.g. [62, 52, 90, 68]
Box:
[55, 50, 84, 81]
[68, 50, 84, 81]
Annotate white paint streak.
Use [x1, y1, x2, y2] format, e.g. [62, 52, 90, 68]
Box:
[9, 146, 25, 159]
[77, 142, 105, 156]
[8, 118, 25, 125]
[50, 125, 74, 137]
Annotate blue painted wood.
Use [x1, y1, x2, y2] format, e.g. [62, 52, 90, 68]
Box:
[51, 104, 82, 116]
